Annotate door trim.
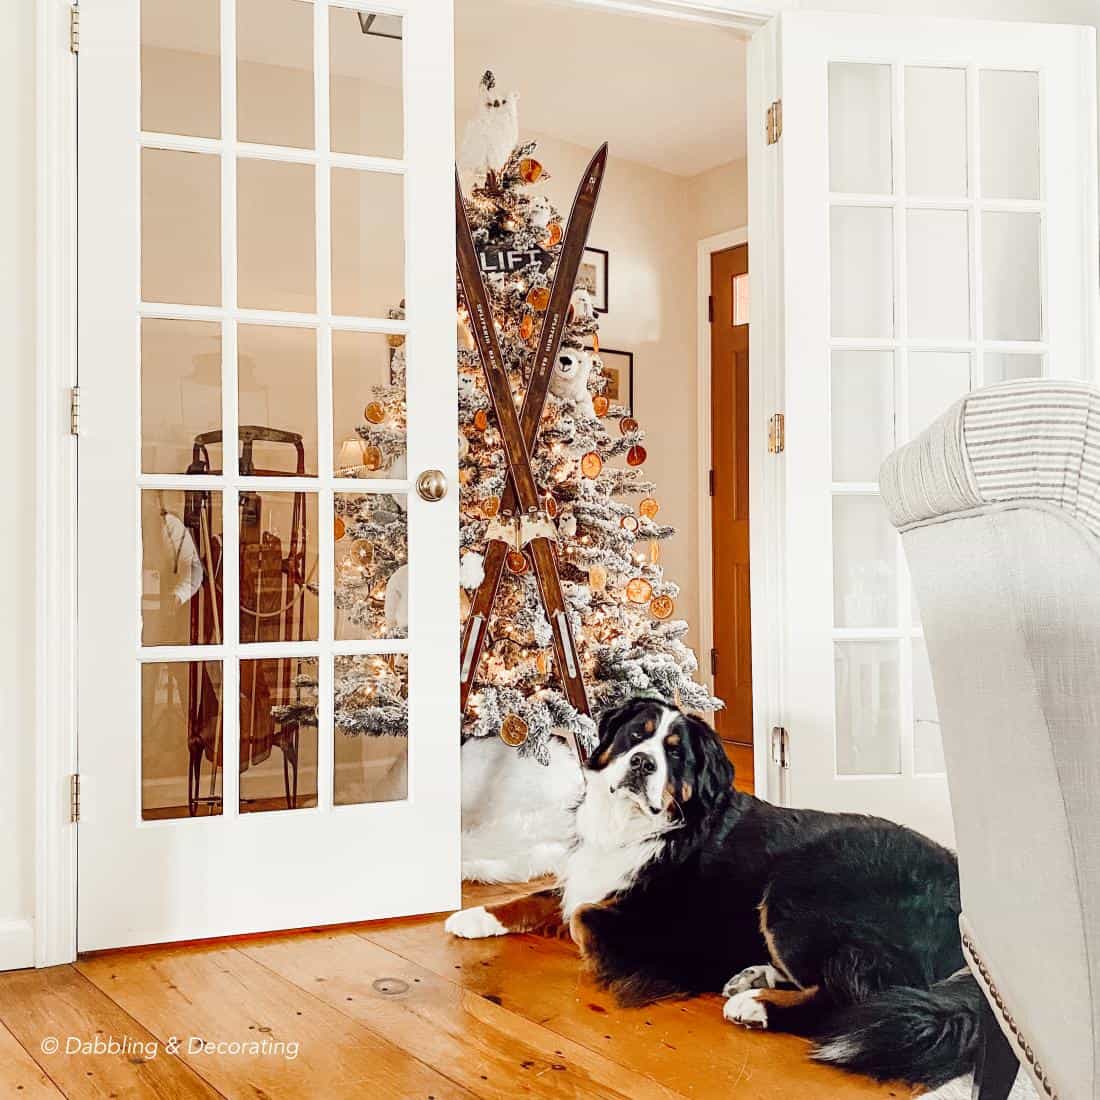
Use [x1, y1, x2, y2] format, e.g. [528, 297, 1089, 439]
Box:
[34, 0, 79, 968]
[695, 228, 747, 722]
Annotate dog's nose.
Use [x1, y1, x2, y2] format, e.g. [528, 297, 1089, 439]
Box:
[559, 356, 571, 366]
[629, 752, 656, 776]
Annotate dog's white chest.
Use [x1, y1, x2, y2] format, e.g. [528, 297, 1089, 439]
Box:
[559, 789, 665, 918]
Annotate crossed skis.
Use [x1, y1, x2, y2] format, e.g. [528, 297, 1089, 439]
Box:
[455, 144, 608, 763]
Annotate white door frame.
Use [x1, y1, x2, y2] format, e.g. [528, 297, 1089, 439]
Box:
[32, 0, 782, 968]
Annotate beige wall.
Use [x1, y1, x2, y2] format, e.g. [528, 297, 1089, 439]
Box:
[0, 0, 36, 961]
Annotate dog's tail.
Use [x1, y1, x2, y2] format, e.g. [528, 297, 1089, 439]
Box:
[811, 969, 984, 1088]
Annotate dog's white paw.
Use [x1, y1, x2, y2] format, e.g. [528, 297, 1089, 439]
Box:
[444, 906, 508, 939]
[722, 964, 782, 997]
[723, 989, 769, 1029]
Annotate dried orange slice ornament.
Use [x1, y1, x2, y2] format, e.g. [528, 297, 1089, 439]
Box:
[333, 516, 346, 541]
[620, 514, 640, 534]
[518, 157, 543, 184]
[386, 333, 406, 349]
[506, 550, 528, 574]
[626, 445, 647, 467]
[526, 286, 550, 311]
[483, 495, 501, 517]
[363, 445, 383, 470]
[519, 314, 534, 340]
[650, 595, 675, 620]
[473, 409, 489, 431]
[500, 714, 529, 746]
[620, 417, 639, 435]
[535, 651, 550, 676]
[351, 539, 374, 565]
[592, 395, 610, 417]
[589, 564, 608, 592]
[544, 494, 559, 518]
[545, 222, 563, 247]
[580, 451, 603, 478]
[626, 577, 653, 604]
[639, 497, 660, 519]
[364, 401, 386, 424]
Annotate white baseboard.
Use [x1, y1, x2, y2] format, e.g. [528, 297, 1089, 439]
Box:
[0, 918, 35, 972]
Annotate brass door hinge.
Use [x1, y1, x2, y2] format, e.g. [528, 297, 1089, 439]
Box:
[70, 774, 81, 823]
[766, 100, 782, 146]
[771, 727, 790, 770]
[69, 5, 80, 54]
[767, 412, 785, 454]
[70, 386, 80, 436]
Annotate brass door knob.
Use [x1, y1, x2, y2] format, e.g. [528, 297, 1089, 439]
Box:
[416, 469, 447, 502]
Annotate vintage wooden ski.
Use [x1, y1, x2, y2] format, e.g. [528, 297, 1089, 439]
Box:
[456, 151, 607, 760]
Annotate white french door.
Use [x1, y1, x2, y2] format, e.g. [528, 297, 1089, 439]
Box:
[755, 12, 1098, 844]
[77, 0, 458, 950]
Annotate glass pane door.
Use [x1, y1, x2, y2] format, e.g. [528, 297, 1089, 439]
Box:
[79, 0, 458, 950]
[772, 12, 1097, 844]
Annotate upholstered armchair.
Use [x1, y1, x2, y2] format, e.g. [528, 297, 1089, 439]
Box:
[880, 380, 1100, 1100]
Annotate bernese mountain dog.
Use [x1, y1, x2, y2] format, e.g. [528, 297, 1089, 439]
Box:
[446, 697, 984, 1090]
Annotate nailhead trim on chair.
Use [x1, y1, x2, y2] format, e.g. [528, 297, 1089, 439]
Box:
[963, 934, 1057, 1098]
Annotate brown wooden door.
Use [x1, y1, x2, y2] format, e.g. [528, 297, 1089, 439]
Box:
[710, 244, 753, 790]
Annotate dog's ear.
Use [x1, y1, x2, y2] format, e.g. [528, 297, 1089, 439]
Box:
[683, 714, 734, 804]
[589, 699, 644, 771]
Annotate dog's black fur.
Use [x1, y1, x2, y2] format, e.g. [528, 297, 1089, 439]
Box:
[574, 698, 981, 1088]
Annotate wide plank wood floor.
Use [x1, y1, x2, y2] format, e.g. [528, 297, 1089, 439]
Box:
[0, 882, 916, 1099]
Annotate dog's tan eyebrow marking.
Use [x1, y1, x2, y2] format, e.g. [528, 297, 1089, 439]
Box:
[644, 718, 656, 733]
[664, 733, 681, 746]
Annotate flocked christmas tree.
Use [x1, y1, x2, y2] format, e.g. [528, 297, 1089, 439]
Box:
[332, 73, 720, 760]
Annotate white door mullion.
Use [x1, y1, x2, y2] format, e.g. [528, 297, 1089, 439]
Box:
[315, 0, 336, 813]
[219, 0, 241, 820]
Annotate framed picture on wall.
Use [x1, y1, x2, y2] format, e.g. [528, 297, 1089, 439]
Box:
[590, 346, 634, 417]
[577, 247, 609, 313]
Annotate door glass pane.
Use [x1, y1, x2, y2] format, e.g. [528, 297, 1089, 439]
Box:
[333, 330, 407, 477]
[238, 159, 317, 313]
[833, 495, 897, 627]
[240, 657, 319, 813]
[237, 0, 314, 149]
[334, 654, 409, 804]
[335, 492, 408, 640]
[907, 210, 970, 340]
[239, 491, 319, 643]
[909, 351, 971, 437]
[982, 212, 1042, 340]
[905, 67, 967, 196]
[142, 489, 223, 647]
[981, 70, 1040, 200]
[142, 660, 224, 819]
[238, 325, 318, 476]
[985, 352, 1043, 384]
[142, 148, 221, 306]
[141, 0, 220, 139]
[831, 351, 895, 482]
[828, 63, 892, 194]
[835, 641, 901, 775]
[912, 640, 946, 774]
[830, 206, 894, 337]
[330, 7, 404, 159]
[142, 318, 223, 474]
[332, 168, 406, 318]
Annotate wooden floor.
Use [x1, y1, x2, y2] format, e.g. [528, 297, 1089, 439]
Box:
[0, 881, 916, 1099]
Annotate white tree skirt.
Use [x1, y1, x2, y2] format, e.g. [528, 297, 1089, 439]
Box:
[460, 735, 582, 883]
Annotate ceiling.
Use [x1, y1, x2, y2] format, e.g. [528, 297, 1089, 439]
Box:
[456, 0, 748, 177]
[144, 0, 748, 178]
